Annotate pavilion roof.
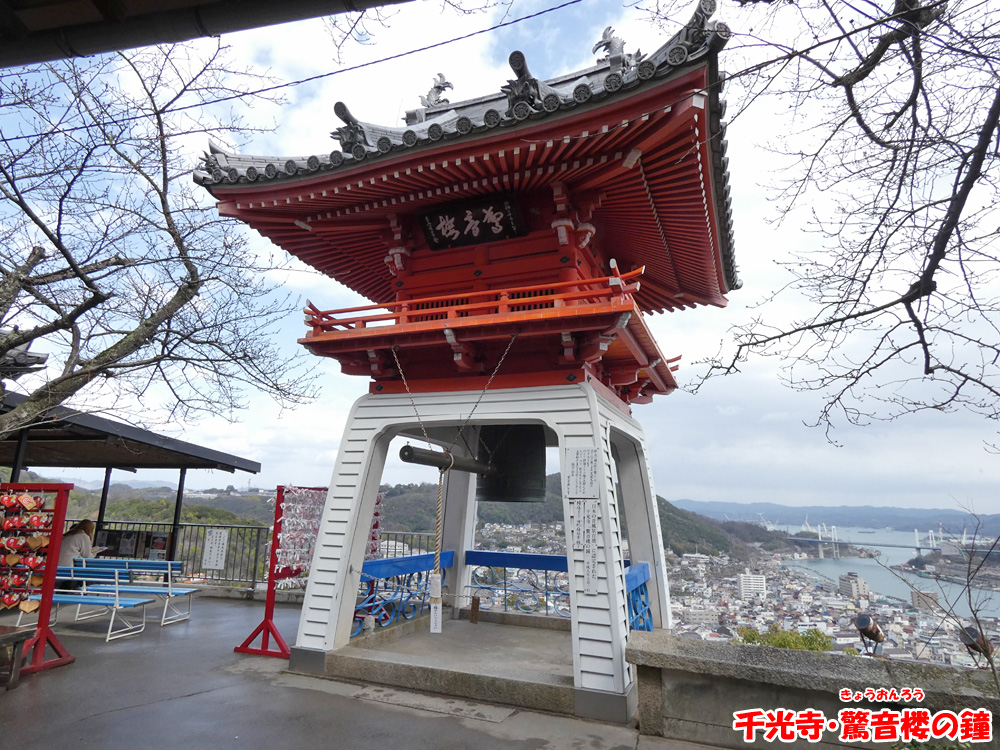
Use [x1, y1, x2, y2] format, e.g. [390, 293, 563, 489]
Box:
[0, 393, 260, 473]
[198, 0, 740, 315]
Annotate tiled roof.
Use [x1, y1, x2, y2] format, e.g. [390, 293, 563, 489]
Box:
[198, 0, 740, 303]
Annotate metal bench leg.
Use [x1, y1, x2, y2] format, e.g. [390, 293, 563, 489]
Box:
[160, 594, 192, 626]
[75, 602, 111, 622]
[106, 604, 148, 642]
[4, 639, 25, 690]
[17, 604, 59, 629]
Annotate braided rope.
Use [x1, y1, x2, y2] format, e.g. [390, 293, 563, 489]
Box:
[434, 452, 453, 575]
[390, 334, 517, 581]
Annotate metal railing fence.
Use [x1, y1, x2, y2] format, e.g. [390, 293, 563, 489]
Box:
[68, 520, 269, 584]
[376, 531, 435, 558]
[67, 520, 651, 625]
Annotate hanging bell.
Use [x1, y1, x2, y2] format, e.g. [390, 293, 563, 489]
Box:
[475, 424, 547, 503]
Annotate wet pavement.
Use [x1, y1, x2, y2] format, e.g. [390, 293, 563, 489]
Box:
[0, 596, 712, 750]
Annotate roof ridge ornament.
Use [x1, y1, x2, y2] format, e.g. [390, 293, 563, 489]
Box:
[500, 51, 564, 120]
[331, 102, 371, 161]
[419, 73, 453, 109]
[593, 27, 645, 77]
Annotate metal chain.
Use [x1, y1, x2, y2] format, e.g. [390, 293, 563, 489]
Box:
[447, 330, 519, 454]
[390, 345, 432, 447]
[390, 337, 519, 578]
[479, 425, 513, 464]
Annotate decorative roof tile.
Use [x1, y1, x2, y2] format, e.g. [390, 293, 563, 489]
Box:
[198, 0, 740, 298]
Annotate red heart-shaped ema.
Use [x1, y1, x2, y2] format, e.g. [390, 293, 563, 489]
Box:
[26, 514, 49, 529]
[7, 573, 26, 587]
[2, 516, 24, 531]
[1, 592, 20, 608]
[0, 495, 16, 508]
[21, 555, 43, 569]
[2, 537, 26, 551]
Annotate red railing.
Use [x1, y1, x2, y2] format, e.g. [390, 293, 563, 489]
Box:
[303, 267, 644, 336]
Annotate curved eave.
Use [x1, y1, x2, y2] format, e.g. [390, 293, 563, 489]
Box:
[212, 65, 737, 312]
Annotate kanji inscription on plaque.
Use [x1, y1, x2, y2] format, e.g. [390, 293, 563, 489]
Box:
[420, 195, 526, 250]
[201, 528, 229, 570]
[565, 448, 600, 499]
[573, 498, 601, 595]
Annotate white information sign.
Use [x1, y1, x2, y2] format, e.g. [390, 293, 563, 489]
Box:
[430, 603, 442, 633]
[572, 499, 586, 550]
[583, 543, 599, 595]
[565, 448, 600, 499]
[582, 499, 601, 595]
[201, 527, 229, 570]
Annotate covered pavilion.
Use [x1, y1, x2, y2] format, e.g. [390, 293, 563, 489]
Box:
[0, 392, 260, 559]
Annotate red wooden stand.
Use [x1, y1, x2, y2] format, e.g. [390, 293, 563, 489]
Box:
[235, 485, 326, 658]
[1, 483, 75, 675]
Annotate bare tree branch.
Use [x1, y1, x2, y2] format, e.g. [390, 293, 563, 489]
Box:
[0, 43, 316, 436]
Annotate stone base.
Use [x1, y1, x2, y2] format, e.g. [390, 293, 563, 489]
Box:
[627, 630, 1000, 750]
[575, 682, 637, 724]
[288, 612, 637, 722]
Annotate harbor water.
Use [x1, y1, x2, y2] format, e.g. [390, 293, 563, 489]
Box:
[783, 526, 1000, 619]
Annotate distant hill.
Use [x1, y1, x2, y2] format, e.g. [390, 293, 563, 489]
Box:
[656, 498, 792, 557]
[379, 474, 792, 560]
[672, 499, 998, 535]
[187, 494, 274, 524]
[84, 498, 264, 525]
[17, 469, 809, 557]
[378, 473, 565, 532]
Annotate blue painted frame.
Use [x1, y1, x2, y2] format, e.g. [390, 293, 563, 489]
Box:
[351, 551, 455, 636]
[352, 550, 653, 634]
[624, 562, 653, 631]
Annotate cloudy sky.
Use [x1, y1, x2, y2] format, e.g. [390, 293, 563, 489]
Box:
[37, 0, 1000, 514]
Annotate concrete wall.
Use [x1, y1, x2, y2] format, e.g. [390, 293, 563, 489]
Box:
[627, 630, 1000, 750]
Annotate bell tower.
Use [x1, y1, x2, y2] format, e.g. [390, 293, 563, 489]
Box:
[200, 0, 738, 721]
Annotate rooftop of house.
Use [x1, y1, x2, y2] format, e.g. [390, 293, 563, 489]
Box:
[0, 0, 410, 69]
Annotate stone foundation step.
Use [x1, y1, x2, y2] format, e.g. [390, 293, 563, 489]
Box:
[289, 615, 577, 717]
[318, 643, 576, 716]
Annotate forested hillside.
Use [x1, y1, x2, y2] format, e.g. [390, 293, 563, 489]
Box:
[379, 474, 791, 559]
[379, 473, 565, 531]
[13, 469, 791, 558]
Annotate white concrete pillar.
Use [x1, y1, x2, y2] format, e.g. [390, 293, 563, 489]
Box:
[293, 382, 667, 717]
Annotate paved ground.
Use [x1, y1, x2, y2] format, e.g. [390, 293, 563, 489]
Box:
[0, 597, 708, 750]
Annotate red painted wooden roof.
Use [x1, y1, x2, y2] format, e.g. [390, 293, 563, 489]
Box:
[212, 64, 736, 315]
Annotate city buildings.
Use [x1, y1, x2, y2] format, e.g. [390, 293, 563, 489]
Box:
[911, 590, 939, 611]
[738, 573, 767, 600]
[839, 571, 871, 599]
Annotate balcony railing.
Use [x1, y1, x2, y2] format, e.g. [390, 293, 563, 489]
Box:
[303, 268, 643, 336]
[352, 551, 456, 636]
[463, 551, 652, 629]
[376, 531, 434, 558]
[625, 562, 653, 631]
[465, 550, 571, 618]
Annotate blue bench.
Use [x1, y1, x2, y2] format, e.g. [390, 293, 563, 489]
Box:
[75, 558, 196, 626]
[17, 567, 154, 641]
